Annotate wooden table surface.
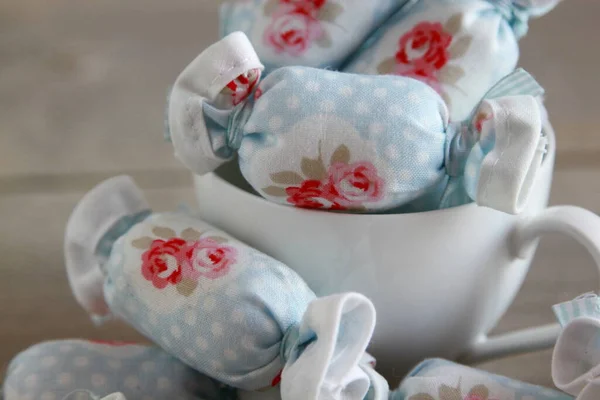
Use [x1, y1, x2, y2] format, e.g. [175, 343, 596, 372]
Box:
[1, 0, 599, 391]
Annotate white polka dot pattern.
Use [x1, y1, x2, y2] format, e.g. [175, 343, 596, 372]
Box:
[3, 340, 230, 400]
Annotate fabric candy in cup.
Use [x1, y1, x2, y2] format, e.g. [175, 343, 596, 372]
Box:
[220, 0, 412, 73]
[167, 32, 546, 214]
[64, 175, 387, 400]
[2, 339, 234, 400]
[343, 0, 562, 121]
[391, 358, 572, 400]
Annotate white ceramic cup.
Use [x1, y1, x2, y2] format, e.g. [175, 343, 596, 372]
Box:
[193, 123, 600, 382]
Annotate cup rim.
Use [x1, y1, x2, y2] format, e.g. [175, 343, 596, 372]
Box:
[198, 120, 556, 218]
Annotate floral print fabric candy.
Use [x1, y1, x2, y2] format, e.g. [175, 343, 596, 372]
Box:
[220, 0, 412, 72]
[391, 359, 572, 400]
[343, 0, 561, 121]
[167, 33, 547, 215]
[64, 175, 385, 400]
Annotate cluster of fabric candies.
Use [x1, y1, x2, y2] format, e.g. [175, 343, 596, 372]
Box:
[169, 0, 559, 216]
[6, 1, 595, 400]
[3, 175, 588, 400]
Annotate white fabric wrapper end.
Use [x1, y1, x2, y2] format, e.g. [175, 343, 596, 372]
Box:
[475, 95, 544, 214]
[64, 175, 150, 318]
[168, 31, 264, 176]
[552, 316, 600, 397]
[281, 293, 379, 400]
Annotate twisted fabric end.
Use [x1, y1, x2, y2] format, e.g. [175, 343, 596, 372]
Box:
[168, 32, 264, 176]
[491, 0, 562, 38]
[463, 95, 544, 214]
[64, 176, 150, 319]
[281, 293, 383, 400]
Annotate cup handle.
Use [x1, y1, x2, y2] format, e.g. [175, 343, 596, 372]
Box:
[459, 205, 600, 364]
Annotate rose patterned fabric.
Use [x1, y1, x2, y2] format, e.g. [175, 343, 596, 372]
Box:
[552, 293, 600, 400]
[167, 32, 547, 214]
[220, 0, 412, 73]
[2, 340, 236, 400]
[343, 0, 562, 121]
[63, 175, 387, 400]
[392, 359, 572, 400]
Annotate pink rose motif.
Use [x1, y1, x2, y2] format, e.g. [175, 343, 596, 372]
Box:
[224, 69, 261, 106]
[183, 238, 237, 280]
[264, 5, 324, 56]
[141, 238, 187, 289]
[325, 162, 384, 206]
[394, 21, 453, 84]
[285, 179, 347, 210]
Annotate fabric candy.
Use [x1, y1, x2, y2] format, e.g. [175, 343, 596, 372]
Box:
[167, 32, 547, 214]
[220, 0, 412, 73]
[2, 339, 236, 400]
[552, 294, 600, 400]
[392, 358, 573, 400]
[64, 175, 387, 400]
[343, 0, 561, 121]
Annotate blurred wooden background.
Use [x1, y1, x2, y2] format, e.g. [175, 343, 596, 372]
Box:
[1, 0, 599, 388]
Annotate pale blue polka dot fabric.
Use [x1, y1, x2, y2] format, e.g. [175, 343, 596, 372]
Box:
[390, 359, 573, 400]
[167, 32, 547, 214]
[64, 176, 384, 399]
[2, 340, 238, 400]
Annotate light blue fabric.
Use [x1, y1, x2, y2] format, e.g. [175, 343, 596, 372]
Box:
[391, 359, 573, 400]
[169, 37, 545, 214]
[102, 212, 316, 390]
[342, 0, 560, 121]
[2, 340, 236, 400]
[219, 0, 413, 73]
[64, 174, 382, 399]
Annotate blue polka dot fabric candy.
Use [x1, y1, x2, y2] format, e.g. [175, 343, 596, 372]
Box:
[2, 340, 236, 400]
[167, 32, 546, 215]
[64, 176, 388, 400]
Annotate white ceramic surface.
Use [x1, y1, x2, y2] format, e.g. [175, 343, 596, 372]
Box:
[193, 124, 600, 382]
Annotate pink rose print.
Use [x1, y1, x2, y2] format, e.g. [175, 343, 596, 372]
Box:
[325, 162, 384, 206]
[183, 238, 237, 280]
[224, 69, 261, 106]
[264, 5, 325, 56]
[285, 179, 347, 210]
[394, 22, 453, 84]
[141, 238, 187, 289]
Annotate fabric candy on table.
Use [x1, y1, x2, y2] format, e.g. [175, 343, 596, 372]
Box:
[343, 0, 561, 122]
[392, 358, 573, 400]
[552, 293, 600, 400]
[1, 339, 235, 400]
[219, 0, 412, 73]
[167, 32, 547, 214]
[63, 175, 387, 400]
